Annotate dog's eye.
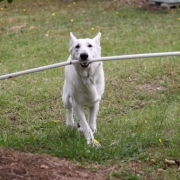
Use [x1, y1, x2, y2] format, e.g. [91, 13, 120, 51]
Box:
[88, 44, 93, 48]
[75, 45, 80, 49]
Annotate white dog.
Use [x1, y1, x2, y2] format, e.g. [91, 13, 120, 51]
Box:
[62, 32, 105, 145]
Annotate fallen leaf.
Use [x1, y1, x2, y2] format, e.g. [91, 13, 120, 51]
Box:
[150, 158, 156, 163]
[109, 141, 119, 147]
[157, 168, 164, 172]
[40, 164, 49, 169]
[164, 159, 176, 165]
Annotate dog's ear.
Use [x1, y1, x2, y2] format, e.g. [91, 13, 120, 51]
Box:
[70, 32, 77, 46]
[93, 32, 101, 46]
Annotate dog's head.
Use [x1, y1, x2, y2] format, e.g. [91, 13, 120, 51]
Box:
[69, 32, 101, 68]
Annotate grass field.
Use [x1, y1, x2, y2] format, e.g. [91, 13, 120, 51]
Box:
[0, 0, 180, 179]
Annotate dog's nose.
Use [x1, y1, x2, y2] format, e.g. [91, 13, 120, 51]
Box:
[80, 53, 88, 60]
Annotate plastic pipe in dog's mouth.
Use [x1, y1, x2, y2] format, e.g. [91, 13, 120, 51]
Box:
[1, 52, 180, 80]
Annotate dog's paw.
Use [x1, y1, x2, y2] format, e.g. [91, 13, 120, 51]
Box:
[93, 139, 101, 148]
[86, 139, 101, 148]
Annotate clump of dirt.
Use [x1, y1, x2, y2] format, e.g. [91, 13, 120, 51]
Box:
[0, 148, 116, 180]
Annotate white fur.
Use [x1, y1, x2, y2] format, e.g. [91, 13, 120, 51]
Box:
[62, 32, 105, 144]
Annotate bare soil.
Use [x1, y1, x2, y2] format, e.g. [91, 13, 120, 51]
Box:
[0, 148, 116, 180]
[124, 0, 149, 8]
[124, 0, 162, 10]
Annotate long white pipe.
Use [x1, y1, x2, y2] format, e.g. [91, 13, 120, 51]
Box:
[0, 52, 180, 80]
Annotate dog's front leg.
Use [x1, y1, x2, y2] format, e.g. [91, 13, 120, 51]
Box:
[73, 106, 94, 144]
[88, 101, 99, 133]
[87, 85, 101, 102]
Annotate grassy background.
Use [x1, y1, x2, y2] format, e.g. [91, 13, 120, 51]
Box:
[0, 0, 180, 179]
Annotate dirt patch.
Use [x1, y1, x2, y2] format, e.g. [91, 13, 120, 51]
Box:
[123, 0, 162, 10]
[124, 0, 149, 8]
[139, 83, 164, 92]
[0, 148, 117, 180]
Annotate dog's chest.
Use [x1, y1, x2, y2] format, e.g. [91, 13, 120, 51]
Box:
[78, 68, 97, 87]
[74, 70, 99, 103]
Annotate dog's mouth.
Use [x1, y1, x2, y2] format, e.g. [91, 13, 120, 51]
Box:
[80, 61, 91, 68]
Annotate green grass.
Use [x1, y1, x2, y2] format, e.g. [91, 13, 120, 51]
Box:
[0, 0, 180, 179]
